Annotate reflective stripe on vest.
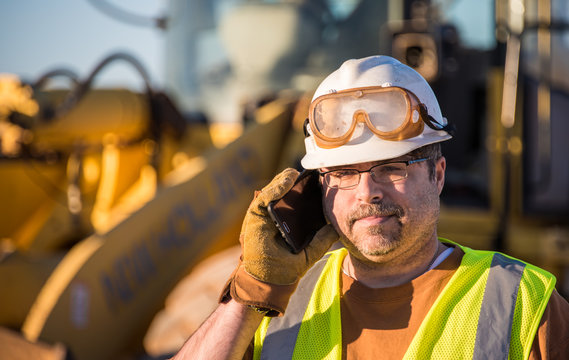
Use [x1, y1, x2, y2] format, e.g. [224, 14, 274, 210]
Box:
[473, 253, 525, 359]
[256, 244, 556, 360]
[261, 253, 332, 359]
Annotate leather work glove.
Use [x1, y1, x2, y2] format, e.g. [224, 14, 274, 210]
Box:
[239, 167, 338, 285]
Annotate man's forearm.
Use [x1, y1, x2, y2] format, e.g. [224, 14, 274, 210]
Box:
[171, 299, 264, 360]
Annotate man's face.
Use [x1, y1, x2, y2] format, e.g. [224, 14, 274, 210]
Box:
[321, 155, 446, 265]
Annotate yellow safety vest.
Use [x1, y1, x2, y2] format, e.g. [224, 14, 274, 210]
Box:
[253, 240, 556, 360]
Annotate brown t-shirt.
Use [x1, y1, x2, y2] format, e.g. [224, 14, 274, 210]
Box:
[244, 246, 569, 359]
[340, 246, 569, 359]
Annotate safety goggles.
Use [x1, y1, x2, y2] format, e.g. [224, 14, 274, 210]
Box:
[308, 86, 429, 149]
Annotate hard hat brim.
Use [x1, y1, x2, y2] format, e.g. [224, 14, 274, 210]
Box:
[301, 130, 451, 169]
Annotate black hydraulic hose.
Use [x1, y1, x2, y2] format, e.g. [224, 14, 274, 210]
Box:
[46, 52, 153, 122]
[33, 68, 81, 89]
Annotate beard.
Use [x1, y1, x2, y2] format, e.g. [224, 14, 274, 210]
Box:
[342, 202, 405, 257]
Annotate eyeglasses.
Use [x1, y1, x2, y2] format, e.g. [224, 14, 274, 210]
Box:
[319, 158, 430, 189]
[308, 86, 429, 149]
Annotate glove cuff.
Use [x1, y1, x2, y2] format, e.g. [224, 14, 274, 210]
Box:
[219, 263, 298, 317]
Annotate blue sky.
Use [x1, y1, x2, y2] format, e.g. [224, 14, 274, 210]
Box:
[0, 0, 167, 90]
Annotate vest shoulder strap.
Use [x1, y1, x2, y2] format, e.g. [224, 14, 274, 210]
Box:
[258, 249, 344, 360]
[405, 244, 556, 360]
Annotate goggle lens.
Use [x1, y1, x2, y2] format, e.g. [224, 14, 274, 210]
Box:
[309, 86, 425, 148]
[313, 100, 351, 138]
[366, 92, 408, 132]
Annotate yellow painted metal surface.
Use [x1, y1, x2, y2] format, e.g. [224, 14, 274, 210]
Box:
[438, 206, 500, 251]
[31, 90, 149, 150]
[20, 98, 294, 359]
[0, 252, 62, 329]
[0, 161, 67, 250]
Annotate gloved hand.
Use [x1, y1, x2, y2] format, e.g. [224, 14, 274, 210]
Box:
[240, 167, 338, 285]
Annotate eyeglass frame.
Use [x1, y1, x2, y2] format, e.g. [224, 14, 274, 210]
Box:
[318, 158, 430, 189]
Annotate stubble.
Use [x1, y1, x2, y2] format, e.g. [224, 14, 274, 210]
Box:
[343, 202, 405, 256]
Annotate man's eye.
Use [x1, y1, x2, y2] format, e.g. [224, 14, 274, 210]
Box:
[376, 164, 405, 173]
[380, 166, 401, 172]
[332, 170, 356, 178]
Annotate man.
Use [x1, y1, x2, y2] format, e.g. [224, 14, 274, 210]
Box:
[172, 56, 569, 359]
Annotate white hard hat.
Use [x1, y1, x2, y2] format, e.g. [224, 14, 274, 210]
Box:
[301, 55, 452, 169]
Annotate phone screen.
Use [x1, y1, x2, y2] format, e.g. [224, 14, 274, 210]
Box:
[267, 170, 327, 254]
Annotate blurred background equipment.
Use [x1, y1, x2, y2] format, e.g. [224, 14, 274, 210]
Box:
[1, 0, 568, 358]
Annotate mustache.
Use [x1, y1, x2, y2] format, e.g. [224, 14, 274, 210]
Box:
[347, 203, 404, 227]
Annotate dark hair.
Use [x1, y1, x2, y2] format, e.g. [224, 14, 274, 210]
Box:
[406, 143, 442, 181]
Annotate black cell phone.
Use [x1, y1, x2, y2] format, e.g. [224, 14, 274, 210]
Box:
[267, 170, 327, 254]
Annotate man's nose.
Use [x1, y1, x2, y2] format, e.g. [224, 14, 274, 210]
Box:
[355, 171, 384, 203]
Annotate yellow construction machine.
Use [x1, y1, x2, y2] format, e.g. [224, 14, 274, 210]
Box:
[1, 0, 568, 359]
[0, 51, 305, 358]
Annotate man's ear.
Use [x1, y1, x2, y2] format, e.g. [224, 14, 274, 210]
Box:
[436, 156, 446, 195]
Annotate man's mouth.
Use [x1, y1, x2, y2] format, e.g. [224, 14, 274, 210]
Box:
[353, 214, 394, 227]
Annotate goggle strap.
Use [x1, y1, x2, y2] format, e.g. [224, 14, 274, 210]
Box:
[303, 118, 310, 138]
[420, 104, 456, 137]
[440, 120, 457, 137]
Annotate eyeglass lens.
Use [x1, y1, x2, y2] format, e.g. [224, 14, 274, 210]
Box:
[324, 162, 408, 189]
